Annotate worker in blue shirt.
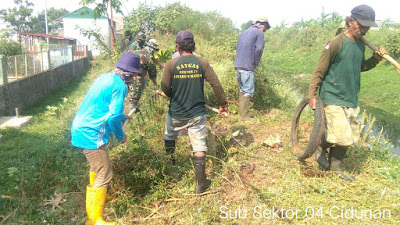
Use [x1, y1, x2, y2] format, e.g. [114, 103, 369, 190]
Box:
[234, 17, 270, 121]
[71, 51, 141, 225]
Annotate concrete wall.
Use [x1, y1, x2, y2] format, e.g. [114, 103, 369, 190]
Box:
[0, 58, 88, 116]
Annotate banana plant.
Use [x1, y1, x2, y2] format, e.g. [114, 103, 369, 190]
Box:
[155, 49, 173, 63]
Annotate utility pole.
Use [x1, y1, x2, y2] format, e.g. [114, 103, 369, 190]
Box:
[44, 0, 49, 48]
[109, 0, 116, 49]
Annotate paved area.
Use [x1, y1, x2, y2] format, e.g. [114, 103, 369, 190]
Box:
[0, 116, 34, 129]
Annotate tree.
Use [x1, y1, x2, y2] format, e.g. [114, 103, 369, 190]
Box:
[330, 12, 343, 27]
[30, 8, 69, 34]
[124, 4, 156, 37]
[0, 39, 22, 56]
[0, 0, 34, 43]
[276, 21, 288, 31]
[240, 20, 253, 32]
[153, 3, 191, 35]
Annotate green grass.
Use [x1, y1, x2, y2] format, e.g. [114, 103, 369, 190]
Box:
[0, 59, 114, 224]
[1, 28, 400, 224]
[265, 28, 400, 116]
[360, 64, 400, 117]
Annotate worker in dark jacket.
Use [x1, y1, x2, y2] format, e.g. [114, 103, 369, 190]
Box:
[234, 17, 270, 121]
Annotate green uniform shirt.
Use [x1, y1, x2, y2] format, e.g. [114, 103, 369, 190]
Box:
[162, 55, 227, 120]
[308, 33, 379, 108]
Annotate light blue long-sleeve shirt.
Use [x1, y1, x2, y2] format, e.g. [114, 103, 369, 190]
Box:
[71, 72, 127, 150]
[234, 26, 265, 71]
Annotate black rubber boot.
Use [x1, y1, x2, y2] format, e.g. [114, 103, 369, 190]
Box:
[329, 146, 355, 181]
[314, 134, 331, 170]
[194, 156, 211, 194]
[165, 140, 176, 165]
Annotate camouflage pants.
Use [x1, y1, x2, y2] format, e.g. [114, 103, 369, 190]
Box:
[128, 75, 146, 104]
[148, 63, 157, 80]
[324, 105, 360, 146]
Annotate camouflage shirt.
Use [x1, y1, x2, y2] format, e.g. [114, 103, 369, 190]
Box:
[129, 40, 144, 52]
[129, 41, 151, 75]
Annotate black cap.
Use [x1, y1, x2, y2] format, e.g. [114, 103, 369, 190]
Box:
[351, 4, 378, 27]
[176, 30, 194, 43]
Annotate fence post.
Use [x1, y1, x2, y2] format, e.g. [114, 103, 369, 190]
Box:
[47, 49, 51, 70]
[33, 54, 36, 74]
[0, 54, 11, 116]
[0, 55, 8, 86]
[24, 54, 28, 76]
[15, 56, 18, 79]
[70, 46, 74, 62]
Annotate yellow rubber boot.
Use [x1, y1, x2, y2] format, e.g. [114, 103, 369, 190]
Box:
[85, 185, 116, 225]
[89, 171, 115, 201]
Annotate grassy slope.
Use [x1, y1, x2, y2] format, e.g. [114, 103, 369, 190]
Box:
[264, 28, 400, 118]
[1, 32, 400, 224]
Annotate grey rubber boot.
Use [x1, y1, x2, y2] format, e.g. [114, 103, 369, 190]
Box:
[314, 134, 331, 170]
[239, 93, 254, 122]
[194, 156, 211, 194]
[165, 140, 176, 165]
[329, 146, 355, 181]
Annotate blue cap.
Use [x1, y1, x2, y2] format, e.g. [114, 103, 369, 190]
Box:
[351, 5, 378, 27]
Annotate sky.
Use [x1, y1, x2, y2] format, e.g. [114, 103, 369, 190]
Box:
[1, 0, 399, 28]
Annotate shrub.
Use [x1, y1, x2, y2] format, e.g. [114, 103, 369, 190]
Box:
[172, 11, 236, 40]
[0, 39, 22, 56]
[386, 30, 400, 59]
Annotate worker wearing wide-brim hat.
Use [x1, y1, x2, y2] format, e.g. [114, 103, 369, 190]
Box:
[71, 51, 141, 225]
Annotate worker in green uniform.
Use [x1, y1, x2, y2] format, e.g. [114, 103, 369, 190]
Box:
[308, 5, 387, 181]
[161, 30, 230, 193]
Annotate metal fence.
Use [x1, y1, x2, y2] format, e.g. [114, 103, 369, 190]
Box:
[5, 45, 87, 82]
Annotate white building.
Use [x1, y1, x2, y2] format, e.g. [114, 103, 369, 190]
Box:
[56, 6, 117, 57]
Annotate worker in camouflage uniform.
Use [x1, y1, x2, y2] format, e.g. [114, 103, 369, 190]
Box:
[129, 32, 147, 51]
[124, 30, 134, 50]
[146, 39, 164, 86]
[127, 32, 151, 110]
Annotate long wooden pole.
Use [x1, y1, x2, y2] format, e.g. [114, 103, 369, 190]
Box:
[122, 108, 136, 131]
[155, 90, 228, 116]
[361, 36, 400, 73]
